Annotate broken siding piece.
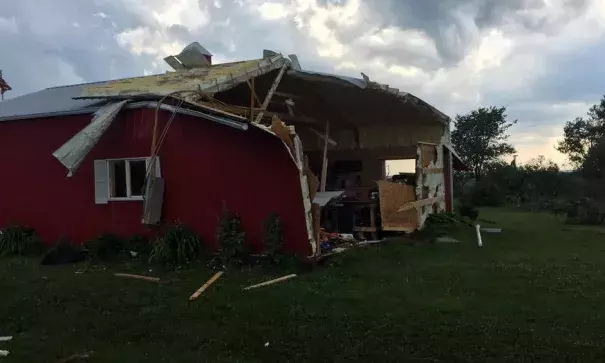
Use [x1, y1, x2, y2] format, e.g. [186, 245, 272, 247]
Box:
[53, 100, 129, 177]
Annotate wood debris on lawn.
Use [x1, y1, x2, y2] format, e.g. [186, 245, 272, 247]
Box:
[0, 350, 8, 357]
[243, 274, 297, 291]
[114, 273, 160, 283]
[0, 337, 11, 342]
[189, 271, 224, 301]
[57, 351, 94, 363]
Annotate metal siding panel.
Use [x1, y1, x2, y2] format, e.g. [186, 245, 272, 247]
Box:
[94, 160, 109, 204]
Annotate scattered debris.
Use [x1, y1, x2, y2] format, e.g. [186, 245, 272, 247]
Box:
[264, 342, 270, 347]
[0, 350, 8, 357]
[57, 351, 94, 363]
[189, 271, 224, 301]
[436, 236, 460, 243]
[243, 274, 297, 291]
[114, 273, 160, 283]
[0, 337, 12, 342]
[475, 224, 483, 247]
[356, 240, 384, 247]
[319, 229, 362, 253]
[481, 228, 502, 233]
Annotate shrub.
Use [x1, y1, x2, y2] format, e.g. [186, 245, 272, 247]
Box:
[41, 237, 86, 265]
[217, 206, 247, 267]
[414, 212, 463, 243]
[565, 198, 605, 225]
[149, 223, 202, 266]
[0, 225, 43, 256]
[263, 213, 284, 264]
[84, 233, 124, 261]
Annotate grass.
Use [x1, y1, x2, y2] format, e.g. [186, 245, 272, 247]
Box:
[2, 208, 605, 362]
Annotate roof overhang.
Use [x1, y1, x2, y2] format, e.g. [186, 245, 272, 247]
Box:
[443, 143, 468, 171]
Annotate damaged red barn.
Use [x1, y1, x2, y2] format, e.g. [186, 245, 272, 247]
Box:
[0, 43, 464, 258]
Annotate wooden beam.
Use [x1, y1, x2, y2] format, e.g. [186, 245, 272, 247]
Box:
[307, 126, 337, 146]
[249, 78, 255, 121]
[262, 111, 318, 124]
[254, 64, 288, 123]
[397, 196, 444, 212]
[320, 121, 330, 192]
[189, 271, 224, 301]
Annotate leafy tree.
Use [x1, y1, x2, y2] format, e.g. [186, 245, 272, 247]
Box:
[452, 106, 517, 180]
[556, 96, 605, 168]
[582, 137, 605, 179]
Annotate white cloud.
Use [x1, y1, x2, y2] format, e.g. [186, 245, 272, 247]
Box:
[258, 2, 288, 20]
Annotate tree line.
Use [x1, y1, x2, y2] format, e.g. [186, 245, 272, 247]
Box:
[452, 98, 605, 225]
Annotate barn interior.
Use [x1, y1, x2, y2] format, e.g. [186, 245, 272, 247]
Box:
[209, 62, 458, 238]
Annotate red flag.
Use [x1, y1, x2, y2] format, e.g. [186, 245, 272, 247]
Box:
[0, 71, 11, 100]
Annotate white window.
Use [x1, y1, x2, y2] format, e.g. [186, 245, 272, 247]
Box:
[94, 157, 161, 204]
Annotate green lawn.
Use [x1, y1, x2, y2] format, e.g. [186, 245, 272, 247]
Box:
[2, 208, 605, 362]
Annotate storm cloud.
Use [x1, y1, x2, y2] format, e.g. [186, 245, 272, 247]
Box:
[1, 0, 605, 165]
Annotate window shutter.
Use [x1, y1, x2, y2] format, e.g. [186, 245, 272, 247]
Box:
[94, 160, 109, 204]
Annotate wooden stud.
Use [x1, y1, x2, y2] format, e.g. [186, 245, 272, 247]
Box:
[320, 121, 330, 192]
[397, 196, 445, 212]
[249, 78, 255, 121]
[307, 127, 337, 146]
[114, 273, 160, 283]
[369, 204, 378, 240]
[253, 63, 288, 123]
[189, 271, 224, 301]
[243, 274, 297, 291]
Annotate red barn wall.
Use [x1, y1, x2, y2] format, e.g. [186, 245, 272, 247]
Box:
[0, 108, 312, 256]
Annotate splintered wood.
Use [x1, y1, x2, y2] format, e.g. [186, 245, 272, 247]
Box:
[377, 180, 418, 232]
[270, 115, 294, 151]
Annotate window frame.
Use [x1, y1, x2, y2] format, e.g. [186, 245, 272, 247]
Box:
[106, 157, 151, 202]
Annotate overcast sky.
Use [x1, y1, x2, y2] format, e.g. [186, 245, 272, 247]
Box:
[2, 0, 605, 166]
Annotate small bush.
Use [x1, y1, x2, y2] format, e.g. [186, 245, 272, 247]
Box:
[263, 212, 284, 264]
[84, 233, 124, 261]
[414, 212, 463, 243]
[217, 206, 247, 267]
[565, 198, 605, 225]
[41, 237, 86, 265]
[0, 225, 43, 256]
[149, 223, 202, 266]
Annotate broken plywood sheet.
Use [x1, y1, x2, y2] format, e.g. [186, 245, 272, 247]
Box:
[377, 180, 418, 232]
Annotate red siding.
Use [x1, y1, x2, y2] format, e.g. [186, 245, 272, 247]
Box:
[0, 109, 312, 256]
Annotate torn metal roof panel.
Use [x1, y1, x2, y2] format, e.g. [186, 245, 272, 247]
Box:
[0, 82, 108, 121]
[79, 54, 290, 99]
[287, 69, 449, 124]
